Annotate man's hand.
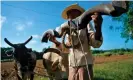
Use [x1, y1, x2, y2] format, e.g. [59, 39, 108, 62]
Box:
[48, 34, 56, 43]
[91, 13, 103, 41]
[91, 13, 103, 27]
[47, 33, 61, 47]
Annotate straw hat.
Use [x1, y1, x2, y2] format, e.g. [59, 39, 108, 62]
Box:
[62, 3, 85, 19]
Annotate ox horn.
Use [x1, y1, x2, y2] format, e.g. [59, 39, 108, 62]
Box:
[44, 48, 61, 56]
[4, 38, 15, 47]
[77, 1, 129, 29]
[23, 36, 33, 45]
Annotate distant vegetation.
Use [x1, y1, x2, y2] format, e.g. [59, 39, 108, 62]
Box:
[1, 47, 47, 62]
[1, 47, 133, 62]
[112, 1, 133, 42]
[92, 48, 133, 54]
[92, 48, 133, 56]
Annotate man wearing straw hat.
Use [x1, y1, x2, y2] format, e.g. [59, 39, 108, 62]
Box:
[48, 3, 103, 80]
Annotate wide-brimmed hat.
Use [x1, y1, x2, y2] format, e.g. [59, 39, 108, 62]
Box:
[62, 3, 85, 19]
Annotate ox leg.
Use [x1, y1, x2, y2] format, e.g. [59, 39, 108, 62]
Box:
[30, 73, 34, 80]
[28, 52, 36, 80]
[29, 70, 35, 80]
[43, 59, 54, 80]
[20, 66, 29, 80]
[14, 61, 23, 80]
[21, 73, 25, 80]
[47, 72, 54, 80]
[21, 72, 29, 80]
[17, 74, 22, 80]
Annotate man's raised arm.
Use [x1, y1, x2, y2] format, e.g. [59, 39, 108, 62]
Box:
[41, 21, 69, 43]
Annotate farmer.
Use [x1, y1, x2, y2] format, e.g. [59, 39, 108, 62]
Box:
[45, 3, 103, 80]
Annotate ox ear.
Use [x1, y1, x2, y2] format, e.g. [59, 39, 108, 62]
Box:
[23, 36, 32, 45]
[4, 38, 15, 47]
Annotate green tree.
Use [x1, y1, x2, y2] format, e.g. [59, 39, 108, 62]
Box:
[42, 47, 47, 52]
[1, 47, 12, 60]
[112, 1, 133, 42]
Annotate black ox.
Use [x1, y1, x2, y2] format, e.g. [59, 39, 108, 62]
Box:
[4, 36, 36, 80]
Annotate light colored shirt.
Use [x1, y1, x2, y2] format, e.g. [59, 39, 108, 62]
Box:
[56, 22, 103, 67]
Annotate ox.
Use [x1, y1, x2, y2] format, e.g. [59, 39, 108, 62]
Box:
[4, 36, 36, 80]
[42, 45, 69, 80]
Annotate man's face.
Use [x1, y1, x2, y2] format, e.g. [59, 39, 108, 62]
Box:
[67, 9, 82, 19]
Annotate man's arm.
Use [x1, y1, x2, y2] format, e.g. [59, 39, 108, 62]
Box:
[54, 21, 70, 38]
[88, 13, 103, 48]
[92, 13, 103, 41]
[49, 35, 70, 54]
[41, 21, 69, 43]
[49, 34, 62, 48]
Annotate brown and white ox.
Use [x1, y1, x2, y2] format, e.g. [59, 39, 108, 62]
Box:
[42, 44, 69, 80]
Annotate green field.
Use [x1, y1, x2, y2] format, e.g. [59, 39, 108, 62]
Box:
[34, 59, 133, 80]
[94, 59, 133, 80]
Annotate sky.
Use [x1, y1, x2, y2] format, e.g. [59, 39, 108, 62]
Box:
[1, 1, 133, 52]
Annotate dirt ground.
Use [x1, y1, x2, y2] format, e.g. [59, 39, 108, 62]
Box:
[1, 54, 133, 80]
[94, 54, 133, 64]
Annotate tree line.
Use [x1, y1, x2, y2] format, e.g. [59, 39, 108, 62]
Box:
[1, 47, 133, 61]
[91, 48, 133, 54]
[1, 47, 48, 61]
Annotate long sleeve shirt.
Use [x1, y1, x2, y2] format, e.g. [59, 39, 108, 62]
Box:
[55, 22, 103, 67]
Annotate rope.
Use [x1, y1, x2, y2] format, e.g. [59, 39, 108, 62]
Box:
[69, 20, 91, 80]
[76, 27, 91, 80]
[69, 19, 79, 80]
[69, 20, 78, 68]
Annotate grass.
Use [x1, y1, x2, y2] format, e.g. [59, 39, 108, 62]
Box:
[34, 76, 48, 80]
[94, 59, 133, 80]
[34, 59, 133, 80]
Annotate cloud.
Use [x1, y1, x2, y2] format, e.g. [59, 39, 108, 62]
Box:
[1, 42, 9, 47]
[14, 21, 33, 31]
[55, 26, 61, 32]
[41, 43, 51, 48]
[29, 40, 37, 44]
[13, 21, 25, 31]
[41, 43, 48, 48]
[27, 21, 33, 26]
[16, 24, 25, 31]
[32, 34, 41, 39]
[0, 16, 6, 29]
[41, 43, 47, 47]
[16, 33, 20, 36]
